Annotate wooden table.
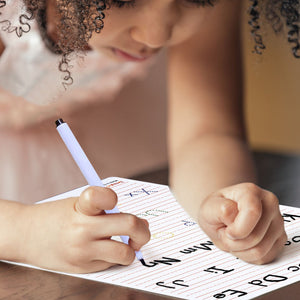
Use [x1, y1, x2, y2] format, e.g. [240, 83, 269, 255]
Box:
[0, 151, 299, 299]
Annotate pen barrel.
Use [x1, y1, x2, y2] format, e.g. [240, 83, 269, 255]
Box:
[57, 123, 104, 187]
[57, 123, 122, 213]
[56, 120, 144, 260]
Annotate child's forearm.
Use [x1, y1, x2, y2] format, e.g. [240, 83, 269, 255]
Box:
[169, 133, 257, 220]
[0, 199, 30, 262]
[169, 132, 287, 265]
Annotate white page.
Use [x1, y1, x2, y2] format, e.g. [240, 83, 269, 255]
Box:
[5, 177, 300, 299]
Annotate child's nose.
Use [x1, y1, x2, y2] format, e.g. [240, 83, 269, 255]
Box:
[130, 21, 173, 49]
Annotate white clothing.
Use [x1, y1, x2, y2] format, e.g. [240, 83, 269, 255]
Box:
[0, 0, 167, 203]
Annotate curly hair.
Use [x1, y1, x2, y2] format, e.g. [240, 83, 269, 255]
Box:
[248, 0, 300, 58]
[0, 0, 108, 49]
[0, 0, 108, 87]
[0, 0, 299, 87]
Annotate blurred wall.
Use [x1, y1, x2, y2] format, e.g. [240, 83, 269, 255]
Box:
[242, 1, 300, 154]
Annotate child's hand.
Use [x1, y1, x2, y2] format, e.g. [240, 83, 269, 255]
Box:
[198, 183, 287, 264]
[23, 186, 150, 273]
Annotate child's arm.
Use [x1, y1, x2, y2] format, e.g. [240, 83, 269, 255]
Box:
[167, 0, 286, 264]
[0, 186, 150, 273]
[0, 36, 4, 56]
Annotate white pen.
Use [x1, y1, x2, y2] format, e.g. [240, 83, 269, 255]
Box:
[55, 118, 145, 264]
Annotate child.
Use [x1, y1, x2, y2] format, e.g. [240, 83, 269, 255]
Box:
[0, 0, 290, 273]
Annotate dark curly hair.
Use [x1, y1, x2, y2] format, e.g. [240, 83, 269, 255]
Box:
[248, 0, 300, 58]
[0, 0, 108, 87]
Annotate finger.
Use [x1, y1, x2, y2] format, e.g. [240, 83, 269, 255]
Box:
[89, 213, 151, 250]
[222, 184, 263, 239]
[222, 193, 280, 251]
[234, 233, 287, 265]
[89, 239, 136, 265]
[201, 196, 238, 226]
[221, 212, 272, 252]
[251, 233, 287, 264]
[76, 186, 118, 216]
[230, 219, 286, 264]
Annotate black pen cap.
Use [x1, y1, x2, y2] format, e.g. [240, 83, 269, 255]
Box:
[55, 118, 65, 127]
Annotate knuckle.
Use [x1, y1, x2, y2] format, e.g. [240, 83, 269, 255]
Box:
[245, 202, 262, 219]
[139, 228, 151, 246]
[145, 228, 151, 243]
[240, 184, 263, 213]
[277, 214, 285, 228]
[266, 193, 279, 209]
[116, 245, 135, 264]
[125, 214, 140, 232]
[242, 182, 260, 194]
[250, 246, 267, 262]
[65, 222, 89, 251]
[71, 221, 88, 240]
[245, 234, 261, 250]
[279, 232, 288, 247]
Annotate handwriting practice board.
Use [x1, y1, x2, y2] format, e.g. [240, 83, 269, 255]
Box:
[8, 177, 300, 299]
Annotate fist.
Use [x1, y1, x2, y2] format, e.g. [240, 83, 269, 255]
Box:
[198, 183, 287, 264]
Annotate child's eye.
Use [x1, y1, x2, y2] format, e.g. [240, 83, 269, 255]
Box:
[110, 0, 136, 8]
[110, 0, 216, 9]
[183, 0, 217, 8]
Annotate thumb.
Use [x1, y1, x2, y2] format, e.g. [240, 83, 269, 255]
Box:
[75, 186, 118, 216]
[201, 196, 238, 227]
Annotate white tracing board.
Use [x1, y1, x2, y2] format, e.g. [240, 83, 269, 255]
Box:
[5, 177, 300, 300]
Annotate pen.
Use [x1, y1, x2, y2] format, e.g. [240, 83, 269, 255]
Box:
[55, 118, 145, 264]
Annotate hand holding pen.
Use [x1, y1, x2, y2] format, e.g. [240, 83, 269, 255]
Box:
[22, 183, 150, 273]
[55, 119, 148, 266]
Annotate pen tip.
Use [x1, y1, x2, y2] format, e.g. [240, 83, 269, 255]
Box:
[139, 258, 146, 266]
[55, 118, 64, 127]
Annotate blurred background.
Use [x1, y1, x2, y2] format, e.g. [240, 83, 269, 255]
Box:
[242, 1, 300, 154]
[136, 3, 300, 208]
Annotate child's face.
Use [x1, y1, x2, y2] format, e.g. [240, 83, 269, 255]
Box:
[88, 0, 216, 62]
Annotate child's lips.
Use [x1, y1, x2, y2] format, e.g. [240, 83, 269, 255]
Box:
[112, 48, 155, 62]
